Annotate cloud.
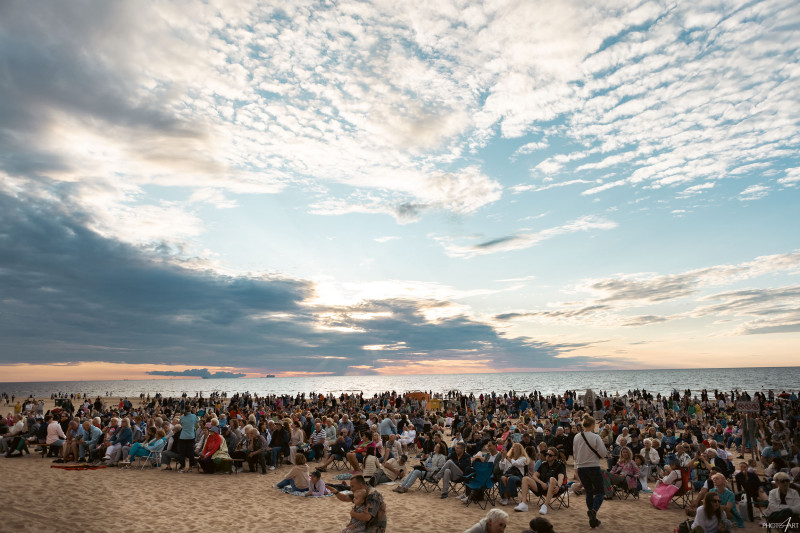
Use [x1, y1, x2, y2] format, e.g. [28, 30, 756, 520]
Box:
[146, 368, 245, 378]
[436, 215, 617, 258]
[494, 253, 800, 330]
[739, 184, 770, 201]
[0, 189, 581, 372]
[778, 168, 800, 186]
[583, 252, 800, 303]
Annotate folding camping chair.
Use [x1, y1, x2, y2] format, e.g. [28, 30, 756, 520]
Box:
[537, 477, 570, 511]
[463, 461, 497, 510]
[671, 467, 694, 509]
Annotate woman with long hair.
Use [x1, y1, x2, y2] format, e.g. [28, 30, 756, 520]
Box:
[690, 490, 729, 532]
[498, 442, 530, 505]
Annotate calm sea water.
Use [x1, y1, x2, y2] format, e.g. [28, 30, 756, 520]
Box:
[1, 367, 798, 399]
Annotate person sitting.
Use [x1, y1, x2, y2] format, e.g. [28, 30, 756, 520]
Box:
[128, 428, 167, 465]
[309, 422, 327, 461]
[45, 414, 66, 458]
[518, 446, 566, 514]
[394, 442, 446, 493]
[657, 458, 684, 488]
[318, 428, 352, 472]
[690, 491, 731, 533]
[269, 421, 290, 470]
[433, 442, 470, 499]
[398, 424, 416, 453]
[197, 425, 228, 473]
[276, 452, 310, 492]
[705, 472, 744, 528]
[766, 472, 800, 524]
[603, 445, 639, 498]
[104, 418, 133, 465]
[161, 423, 183, 470]
[497, 442, 529, 506]
[382, 433, 402, 463]
[305, 470, 331, 497]
[462, 508, 508, 533]
[288, 420, 305, 464]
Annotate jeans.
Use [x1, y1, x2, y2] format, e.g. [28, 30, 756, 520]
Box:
[401, 469, 426, 488]
[277, 478, 307, 492]
[498, 475, 522, 498]
[577, 466, 604, 512]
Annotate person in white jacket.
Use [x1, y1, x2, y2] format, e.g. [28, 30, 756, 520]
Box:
[572, 415, 608, 530]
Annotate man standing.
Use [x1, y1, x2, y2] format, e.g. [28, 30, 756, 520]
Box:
[573, 415, 608, 529]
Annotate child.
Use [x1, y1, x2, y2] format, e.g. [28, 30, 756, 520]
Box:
[341, 488, 367, 533]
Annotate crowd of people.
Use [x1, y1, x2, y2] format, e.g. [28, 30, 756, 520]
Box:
[1, 386, 799, 532]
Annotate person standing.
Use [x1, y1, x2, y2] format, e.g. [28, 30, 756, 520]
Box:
[178, 407, 199, 471]
[573, 415, 608, 529]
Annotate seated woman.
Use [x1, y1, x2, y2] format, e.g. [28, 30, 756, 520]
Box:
[603, 445, 640, 498]
[497, 443, 529, 505]
[276, 453, 310, 492]
[657, 458, 684, 488]
[124, 427, 165, 463]
[288, 421, 305, 465]
[691, 491, 731, 533]
[393, 442, 446, 493]
[398, 424, 416, 453]
[361, 446, 385, 486]
[198, 425, 228, 473]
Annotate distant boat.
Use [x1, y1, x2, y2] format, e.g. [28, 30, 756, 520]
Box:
[265, 374, 275, 378]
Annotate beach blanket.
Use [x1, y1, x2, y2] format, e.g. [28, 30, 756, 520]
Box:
[334, 473, 353, 480]
[51, 464, 108, 471]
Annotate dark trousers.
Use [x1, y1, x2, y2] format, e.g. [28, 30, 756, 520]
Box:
[577, 466, 605, 512]
[178, 438, 196, 467]
[247, 451, 267, 473]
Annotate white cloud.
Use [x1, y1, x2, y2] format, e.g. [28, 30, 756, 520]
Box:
[739, 184, 770, 201]
[778, 168, 800, 186]
[435, 215, 618, 258]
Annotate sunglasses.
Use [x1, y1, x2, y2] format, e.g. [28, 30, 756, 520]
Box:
[546, 453, 555, 457]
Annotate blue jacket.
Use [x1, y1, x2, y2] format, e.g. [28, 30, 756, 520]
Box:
[111, 427, 132, 446]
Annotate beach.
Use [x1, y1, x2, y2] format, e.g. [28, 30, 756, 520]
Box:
[1, 396, 773, 533]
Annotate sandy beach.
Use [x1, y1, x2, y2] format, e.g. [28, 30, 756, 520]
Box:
[0, 396, 770, 533]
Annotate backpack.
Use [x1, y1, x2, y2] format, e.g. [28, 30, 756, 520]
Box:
[675, 519, 693, 533]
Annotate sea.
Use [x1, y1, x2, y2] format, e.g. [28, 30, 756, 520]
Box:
[0, 367, 798, 400]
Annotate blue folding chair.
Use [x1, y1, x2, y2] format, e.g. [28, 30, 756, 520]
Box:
[464, 461, 496, 510]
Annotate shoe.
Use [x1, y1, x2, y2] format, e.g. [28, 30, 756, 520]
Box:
[500, 498, 509, 505]
[459, 495, 468, 503]
[77, 458, 86, 463]
[440, 493, 448, 499]
[269, 466, 275, 470]
[539, 504, 548, 515]
[588, 509, 599, 528]
[53, 459, 64, 463]
[393, 486, 403, 493]
[514, 502, 528, 512]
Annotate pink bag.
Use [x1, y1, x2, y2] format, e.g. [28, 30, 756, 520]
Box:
[650, 483, 679, 510]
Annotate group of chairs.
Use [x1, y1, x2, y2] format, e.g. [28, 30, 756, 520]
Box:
[414, 460, 570, 512]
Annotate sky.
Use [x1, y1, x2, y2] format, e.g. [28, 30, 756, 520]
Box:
[0, 0, 799, 382]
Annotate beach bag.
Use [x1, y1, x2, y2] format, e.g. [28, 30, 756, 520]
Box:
[651, 483, 679, 510]
[674, 519, 692, 533]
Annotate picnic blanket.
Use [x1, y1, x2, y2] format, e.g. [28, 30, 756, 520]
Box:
[51, 464, 108, 471]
